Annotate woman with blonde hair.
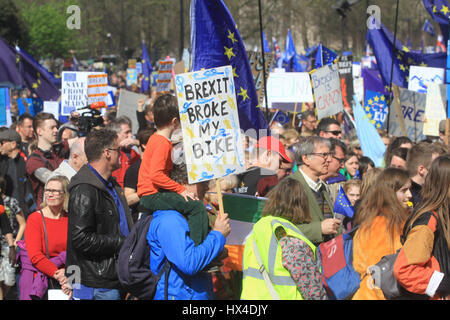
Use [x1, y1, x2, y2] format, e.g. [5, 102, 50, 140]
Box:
[352, 168, 412, 300]
[241, 178, 327, 300]
[394, 155, 450, 300]
[19, 175, 70, 300]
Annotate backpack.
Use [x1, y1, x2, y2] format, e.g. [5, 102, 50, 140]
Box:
[316, 227, 361, 300]
[117, 215, 170, 300]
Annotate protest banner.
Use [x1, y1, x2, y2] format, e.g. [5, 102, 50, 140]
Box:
[156, 59, 174, 93]
[423, 83, 447, 136]
[126, 68, 138, 86]
[221, 193, 267, 271]
[61, 72, 108, 116]
[117, 89, 147, 135]
[247, 51, 274, 108]
[17, 97, 43, 116]
[389, 87, 426, 142]
[266, 72, 313, 112]
[408, 66, 444, 94]
[175, 65, 245, 185]
[310, 63, 343, 119]
[364, 90, 388, 129]
[43, 101, 60, 120]
[338, 54, 354, 110]
[0, 88, 9, 126]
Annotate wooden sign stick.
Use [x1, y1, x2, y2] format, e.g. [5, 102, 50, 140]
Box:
[292, 102, 298, 127]
[215, 179, 225, 217]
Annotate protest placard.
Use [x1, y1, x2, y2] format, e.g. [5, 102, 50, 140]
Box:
[408, 66, 444, 94]
[43, 101, 60, 120]
[247, 51, 274, 107]
[266, 72, 313, 112]
[423, 83, 447, 136]
[126, 68, 138, 86]
[310, 63, 343, 119]
[389, 87, 426, 142]
[338, 54, 354, 110]
[175, 65, 245, 185]
[117, 89, 147, 135]
[61, 72, 108, 116]
[364, 90, 388, 129]
[156, 59, 174, 93]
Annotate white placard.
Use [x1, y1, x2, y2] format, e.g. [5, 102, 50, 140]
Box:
[424, 83, 447, 136]
[117, 89, 147, 135]
[48, 289, 69, 300]
[43, 101, 59, 119]
[266, 72, 313, 108]
[310, 64, 344, 119]
[61, 72, 108, 116]
[408, 66, 444, 94]
[175, 66, 245, 184]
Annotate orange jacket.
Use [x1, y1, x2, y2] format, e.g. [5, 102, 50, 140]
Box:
[137, 133, 185, 197]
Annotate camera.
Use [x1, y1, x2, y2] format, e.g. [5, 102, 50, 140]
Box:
[77, 101, 107, 137]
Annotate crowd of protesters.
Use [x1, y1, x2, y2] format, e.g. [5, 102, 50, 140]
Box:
[0, 69, 449, 301]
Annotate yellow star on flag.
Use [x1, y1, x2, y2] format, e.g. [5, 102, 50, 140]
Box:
[402, 46, 410, 52]
[365, 106, 371, 112]
[227, 30, 237, 44]
[441, 5, 449, 15]
[420, 62, 427, 67]
[433, 5, 437, 13]
[374, 96, 379, 102]
[238, 87, 249, 101]
[232, 67, 239, 78]
[399, 64, 406, 72]
[368, 99, 373, 105]
[224, 46, 235, 60]
[142, 59, 145, 63]
[380, 96, 385, 101]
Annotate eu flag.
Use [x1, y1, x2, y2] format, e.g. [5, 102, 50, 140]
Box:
[423, 0, 449, 44]
[367, 20, 446, 90]
[16, 47, 60, 101]
[423, 19, 436, 36]
[314, 43, 338, 69]
[0, 37, 23, 86]
[282, 29, 297, 72]
[141, 41, 153, 94]
[270, 110, 289, 125]
[333, 186, 355, 218]
[262, 31, 271, 53]
[190, 0, 269, 133]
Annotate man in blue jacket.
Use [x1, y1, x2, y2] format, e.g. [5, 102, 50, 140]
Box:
[147, 163, 230, 300]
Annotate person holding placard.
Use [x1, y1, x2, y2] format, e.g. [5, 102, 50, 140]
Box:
[137, 94, 210, 246]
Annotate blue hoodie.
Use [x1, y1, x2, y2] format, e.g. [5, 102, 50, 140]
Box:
[147, 210, 226, 300]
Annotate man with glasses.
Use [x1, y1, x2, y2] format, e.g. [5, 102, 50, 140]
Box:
[300, 110, 317, 137]
[317, 118, 343, 140]
[320, 138, 348, 204]
[289, 136, 342, 246]
[65, 128, 133, 300]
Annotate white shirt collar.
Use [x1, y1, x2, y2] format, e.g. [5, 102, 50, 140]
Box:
[299, 167, 326, 193]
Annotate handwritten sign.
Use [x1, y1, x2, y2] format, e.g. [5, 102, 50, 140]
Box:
[389, 88, 426, 142]
[175, 66, 245, 184]
[61, 72, 108, 116]
[310, 63, 343, 119]
[156, 59, 174, 93]
[266, 72, 313, 111]
[408, 66, 444, 94]
[247, 51, 274, 107]
[424, 83, 447, 136]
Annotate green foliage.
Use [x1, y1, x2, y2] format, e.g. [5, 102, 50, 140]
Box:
[17, 0, 81, 59]
[0, 0, 29, 48]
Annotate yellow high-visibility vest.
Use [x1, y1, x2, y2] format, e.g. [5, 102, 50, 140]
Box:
[241, 216, 317, 300]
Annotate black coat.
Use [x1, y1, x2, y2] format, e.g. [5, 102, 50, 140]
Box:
[66, 165, 133, 289]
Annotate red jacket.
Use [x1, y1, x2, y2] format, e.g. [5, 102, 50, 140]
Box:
[112, 148, 140, 188]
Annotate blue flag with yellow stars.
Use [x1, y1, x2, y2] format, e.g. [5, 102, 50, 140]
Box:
[367, 19, 446, 90]
[16, 46, 60, 101]
[333, 186, 354, 218]
[364, 90, 388, 130]
[190, 0, 269, 133]
[270, 110, 290, 126]
[141, 41, 153, 94]
[423, 0, 449, 44]
[0, 37, 25, 86]
[262, 31, 271, 53]
[314, 43, 338, 69]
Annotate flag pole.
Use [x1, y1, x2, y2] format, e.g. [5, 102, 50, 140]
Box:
[386, 0, 400, 134]
[258, 0, 270, 122]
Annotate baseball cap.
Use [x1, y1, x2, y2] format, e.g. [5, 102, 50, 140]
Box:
[0, 129, 21, 144]
[256, 135, 293, 163]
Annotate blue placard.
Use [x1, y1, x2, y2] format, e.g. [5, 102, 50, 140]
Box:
[364, 90, 388, 129]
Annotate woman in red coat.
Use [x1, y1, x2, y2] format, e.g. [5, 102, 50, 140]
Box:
[23, 175, 70, 299]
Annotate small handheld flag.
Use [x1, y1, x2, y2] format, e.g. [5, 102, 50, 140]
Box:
[333, 186, 355, 218]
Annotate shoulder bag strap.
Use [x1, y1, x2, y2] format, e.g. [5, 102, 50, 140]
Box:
[40, 209, 55, 289]
[252, 237, 280, 300]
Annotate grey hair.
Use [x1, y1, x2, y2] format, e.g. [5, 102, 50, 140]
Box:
[69, 137, 85, 159]
[294, 136, 332, 164]
[106, 115, 132, 133]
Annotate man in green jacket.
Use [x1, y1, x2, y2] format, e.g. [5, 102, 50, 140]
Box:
[288, 136, 342, 245]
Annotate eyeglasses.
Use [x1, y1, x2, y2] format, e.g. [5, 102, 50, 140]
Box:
[44, 189, 64, 195]
[333, 156, 345, 164]
[308, 152, 334, 159]
[325, 130, 342, 136]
